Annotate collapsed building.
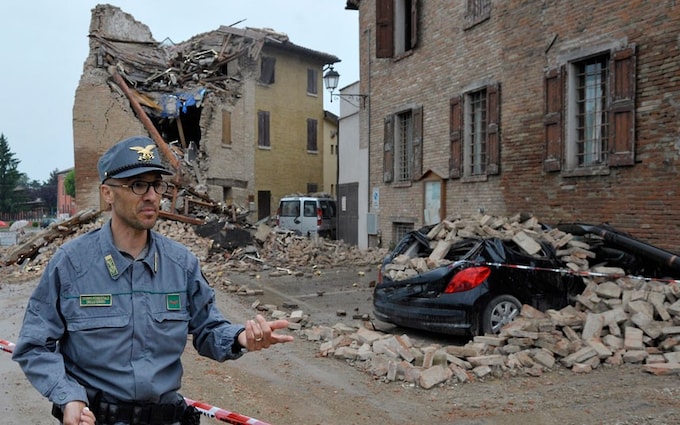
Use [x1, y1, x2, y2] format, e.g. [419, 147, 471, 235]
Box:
[73, 4, 339, 224]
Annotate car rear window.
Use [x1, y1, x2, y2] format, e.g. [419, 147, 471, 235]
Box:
[279, 200, 300, 217]
[319, 200, 336, 218]
[303, 201, 317, 217]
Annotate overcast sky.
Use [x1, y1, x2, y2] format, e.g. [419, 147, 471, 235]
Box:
[0, 1, 359, 183]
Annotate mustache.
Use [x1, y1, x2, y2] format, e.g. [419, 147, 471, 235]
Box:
[139, 202, 159, 210]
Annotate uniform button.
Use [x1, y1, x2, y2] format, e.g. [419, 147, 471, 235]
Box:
[57, 392, 67, 401]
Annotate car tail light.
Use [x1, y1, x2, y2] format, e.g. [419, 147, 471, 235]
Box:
[317, 208, 322, 227]
[377, 267, 383, 284]
[443, 266, 491, 293]
[276, 207, 281, 226]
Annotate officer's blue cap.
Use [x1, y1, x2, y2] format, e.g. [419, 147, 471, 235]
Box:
[97, 136, 173, 183]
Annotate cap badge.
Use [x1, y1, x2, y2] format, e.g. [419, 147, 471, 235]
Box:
[129, 145, 157, 162]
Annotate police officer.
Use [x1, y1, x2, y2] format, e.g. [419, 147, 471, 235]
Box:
[12, 136, 293, 425]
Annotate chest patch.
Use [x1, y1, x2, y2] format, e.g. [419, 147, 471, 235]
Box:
[80, 294, 113, 307]
[166, 294, 181, 311]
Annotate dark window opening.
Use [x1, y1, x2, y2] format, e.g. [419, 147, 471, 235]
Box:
[307, 119, 318, 151]
[259, 56, 276, 84]
[151, 105, 202, 151]
[258, 111, 270, 148]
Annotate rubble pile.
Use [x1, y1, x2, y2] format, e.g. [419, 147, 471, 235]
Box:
[297, 272, 680, 389]
[0, 211, 388, 285]
[385, 212, 586, 281]
[200, 225, 387, 282]
[0, 210, 105, 282]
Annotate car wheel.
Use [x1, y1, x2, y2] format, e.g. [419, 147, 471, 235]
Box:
[482, 294, 522, 335]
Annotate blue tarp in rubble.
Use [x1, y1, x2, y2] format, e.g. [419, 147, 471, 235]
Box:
[159, 87, 207, 118]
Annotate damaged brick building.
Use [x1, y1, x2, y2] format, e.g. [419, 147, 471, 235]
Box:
[346, 0, 680, 251]
[73, 4, 338, 221]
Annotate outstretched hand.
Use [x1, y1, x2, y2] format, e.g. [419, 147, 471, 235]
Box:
[239, 314, 294, 351]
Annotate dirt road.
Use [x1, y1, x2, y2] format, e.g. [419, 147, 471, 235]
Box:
[2, 268, 679, 425]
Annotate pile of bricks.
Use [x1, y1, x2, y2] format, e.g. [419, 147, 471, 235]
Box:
[384, 212, 586, 281]
[0, 214, 388, 285]
[301, 272, 680, 389]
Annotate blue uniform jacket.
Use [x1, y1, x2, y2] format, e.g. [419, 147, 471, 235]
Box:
[12, 221, 245, 406]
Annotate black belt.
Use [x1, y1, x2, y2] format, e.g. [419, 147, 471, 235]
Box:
[52, 399, 197, 425]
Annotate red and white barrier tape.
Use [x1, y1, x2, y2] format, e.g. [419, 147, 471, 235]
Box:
[471, 261, 680, 284]
[0, 339, 15, 354]
[0, 339, 272, 425]
[184, 397, 271, 425]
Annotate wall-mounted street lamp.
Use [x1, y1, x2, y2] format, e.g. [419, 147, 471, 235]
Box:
[323, 65, 369, 106]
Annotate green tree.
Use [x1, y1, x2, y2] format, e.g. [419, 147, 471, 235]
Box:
[64, 169, 76, 198]
[46, 169, 59, 186]
[34, 169, 59, 214]
[0, 134, 23, 213]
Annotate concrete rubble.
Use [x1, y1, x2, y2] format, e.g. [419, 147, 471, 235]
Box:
[248, 212, 680, 388]
[3, 210, 679, 390]
[286, 213, 680, 388]
[289, 270, 680, 389]
[0, 209, 388, 286]
[384, 212, 587, 281]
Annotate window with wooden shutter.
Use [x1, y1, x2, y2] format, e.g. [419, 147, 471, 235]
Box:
[395, 111, 413, 182]
[221, 109, 231, 146]
[383, 115, 394, 183]
[464, 0, 491, 28]
[376, 0, 418, 58]
[259, 57, 276, 85]
[486, 84, 500, 175]
[307, 118, 318, 152]
[551, 44, 636, 174]
[449, 96, 463, 178]
[307, 69, 318, 95]
[410, 0, 418, 50]
[376, 0, 394, 58]
[411, 105, 423, 181]
[543, 68, 563, 172]
[258, 111, 270, 148]
[608, 45, 636, 166]
[468, 89, 487, 176]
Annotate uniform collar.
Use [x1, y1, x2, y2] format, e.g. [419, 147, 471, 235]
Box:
[99, 221, 160, 280]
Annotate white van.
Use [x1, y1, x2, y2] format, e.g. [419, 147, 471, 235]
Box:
[276, 196, 337, 239]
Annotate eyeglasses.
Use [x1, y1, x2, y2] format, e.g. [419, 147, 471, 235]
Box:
[105, 181, 169, 195]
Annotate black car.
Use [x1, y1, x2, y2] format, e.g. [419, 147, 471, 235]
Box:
[373, 222, 680, 337]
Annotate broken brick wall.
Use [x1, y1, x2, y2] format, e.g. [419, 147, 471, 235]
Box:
[73, 6, 161, 211]
[73, 5, 336, 220]
[200, 81, 255, 208]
